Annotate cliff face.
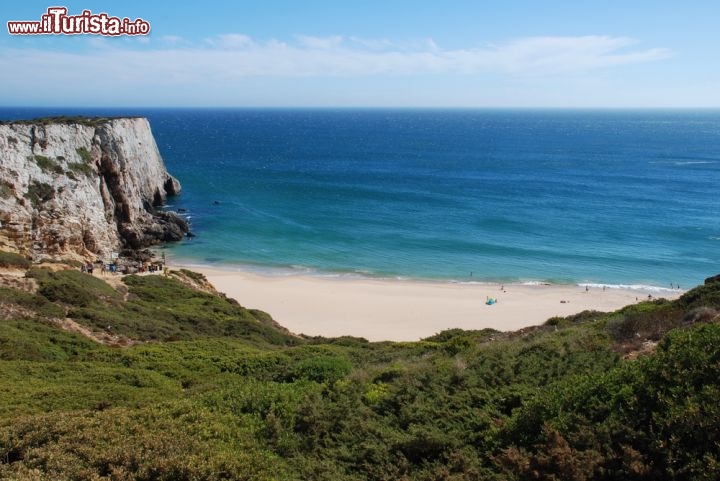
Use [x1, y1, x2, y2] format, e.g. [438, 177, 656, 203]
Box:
[0, 117, 187, 261]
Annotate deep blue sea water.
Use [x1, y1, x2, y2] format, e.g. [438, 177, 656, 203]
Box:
[2, 108, 719, 288]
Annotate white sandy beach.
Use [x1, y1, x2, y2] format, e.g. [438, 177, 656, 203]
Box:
[180, 265, 683, 342]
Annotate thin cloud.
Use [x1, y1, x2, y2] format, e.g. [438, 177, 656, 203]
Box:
[473, 36, 673, 75]
[161, 35, 184, 46]
[295, 34, 344, 50]
[348, 36, 396, 50]
[205, 33, 254, 49]
[0, 34, 673, 93]
[425, 38, 440, 52]
[172, 34, 668, 77]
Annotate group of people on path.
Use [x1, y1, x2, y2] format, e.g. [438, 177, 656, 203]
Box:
[80, 260, 164, 276]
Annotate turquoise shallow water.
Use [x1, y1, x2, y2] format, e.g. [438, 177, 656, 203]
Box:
[3, 108, 719, 288]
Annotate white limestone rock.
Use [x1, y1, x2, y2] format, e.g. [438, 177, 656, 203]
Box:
[0, 117, 185, 262]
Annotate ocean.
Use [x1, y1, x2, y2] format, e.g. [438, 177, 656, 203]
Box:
[2, 108, 719, 288]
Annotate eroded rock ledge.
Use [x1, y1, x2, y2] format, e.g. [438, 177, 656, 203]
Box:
[0, 116, 188, 261]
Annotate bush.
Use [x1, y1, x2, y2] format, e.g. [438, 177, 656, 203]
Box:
[32, 155, 63, 174]
[0, 116, 128, 128]
[24, 181, 55, 207]
[604, 299, 685, 343]
[29, 268, 120, 308]
[68, 162, 93, 177]
[115, 274, 297, 345]
[0, 287, 65, 319]
[0, 180, 14, 199]
[0, 404, 288, 480]
[177, 269, 207, 284]
[0, 271, 719, 480]
[0, 251, 30, 269]
[677, 279, 720, 311]
[76, 147, 92, 163]
[286, 356, 353, 383]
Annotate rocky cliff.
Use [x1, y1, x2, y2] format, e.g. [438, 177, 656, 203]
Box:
[0, 116, 188, 262]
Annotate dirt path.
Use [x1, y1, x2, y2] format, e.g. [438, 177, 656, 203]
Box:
[53, 317, 138, 347]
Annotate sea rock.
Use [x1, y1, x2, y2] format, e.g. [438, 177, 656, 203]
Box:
[0, 116, 187, 261]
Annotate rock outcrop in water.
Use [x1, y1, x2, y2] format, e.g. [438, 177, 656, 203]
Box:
[0, 116, 187, 261]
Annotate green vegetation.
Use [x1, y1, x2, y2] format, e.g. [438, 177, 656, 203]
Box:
[30, 154, 64, 175]
[23, 181, 55, 207]
[75, 146, 92, 163]
[0, 180, 13, 199]
[22, 268, 297, 345]
[176, 268, 208, 284]
[0, 116, 139, 128]
[67, 147, 92, 176]
[0, 262, 718, 480]
[67, 161, 94, 177]
[0, 251, 30, 269]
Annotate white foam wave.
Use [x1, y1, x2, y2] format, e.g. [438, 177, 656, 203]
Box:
[163, 252, 690, 292]
[649, 159, 717, 166]
[578, 283, 680, 293]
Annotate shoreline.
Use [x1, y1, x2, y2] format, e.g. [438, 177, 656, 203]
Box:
[172, 260, 683, 342]
[166, 254, 682, 292]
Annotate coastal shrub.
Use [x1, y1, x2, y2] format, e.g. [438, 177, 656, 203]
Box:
[25, 266, 49, 281]
[52, 274, 301, 345]
[545, 316, 565, 327]
[0, 317, 99, 361]
[0, 404, 288, 481]
[1, 116, 127, 128]
[76, 146, 92, 163]
[683, 306, 718, 323]
[497, 322, 720, 480]
[603, 299, 685, 346]
[285, 355, 352, 383]
[0, 250, 30, 269]
[315, 335, 371, 348]
[424, 327, 499, 343]
[218, 351, 293, 379]
[424, 328, 471, 342]
[677, 278, 720, 311]
[0, 180, 14, 198]
[24, 181, 55, 207]
[32, 155, 63, 174]
[39, 277, 94, 307]
[176, 268, 207, 284]
[68, 161, 93, 177]
[0, 272, 718, 480]
[0, 287, 65, 319]
[29, 268, 121, 308]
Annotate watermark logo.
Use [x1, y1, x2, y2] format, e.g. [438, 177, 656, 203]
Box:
[7, 7, 150, 36]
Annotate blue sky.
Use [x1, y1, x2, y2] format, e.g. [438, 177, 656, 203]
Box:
[1, 1, 719, 107]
